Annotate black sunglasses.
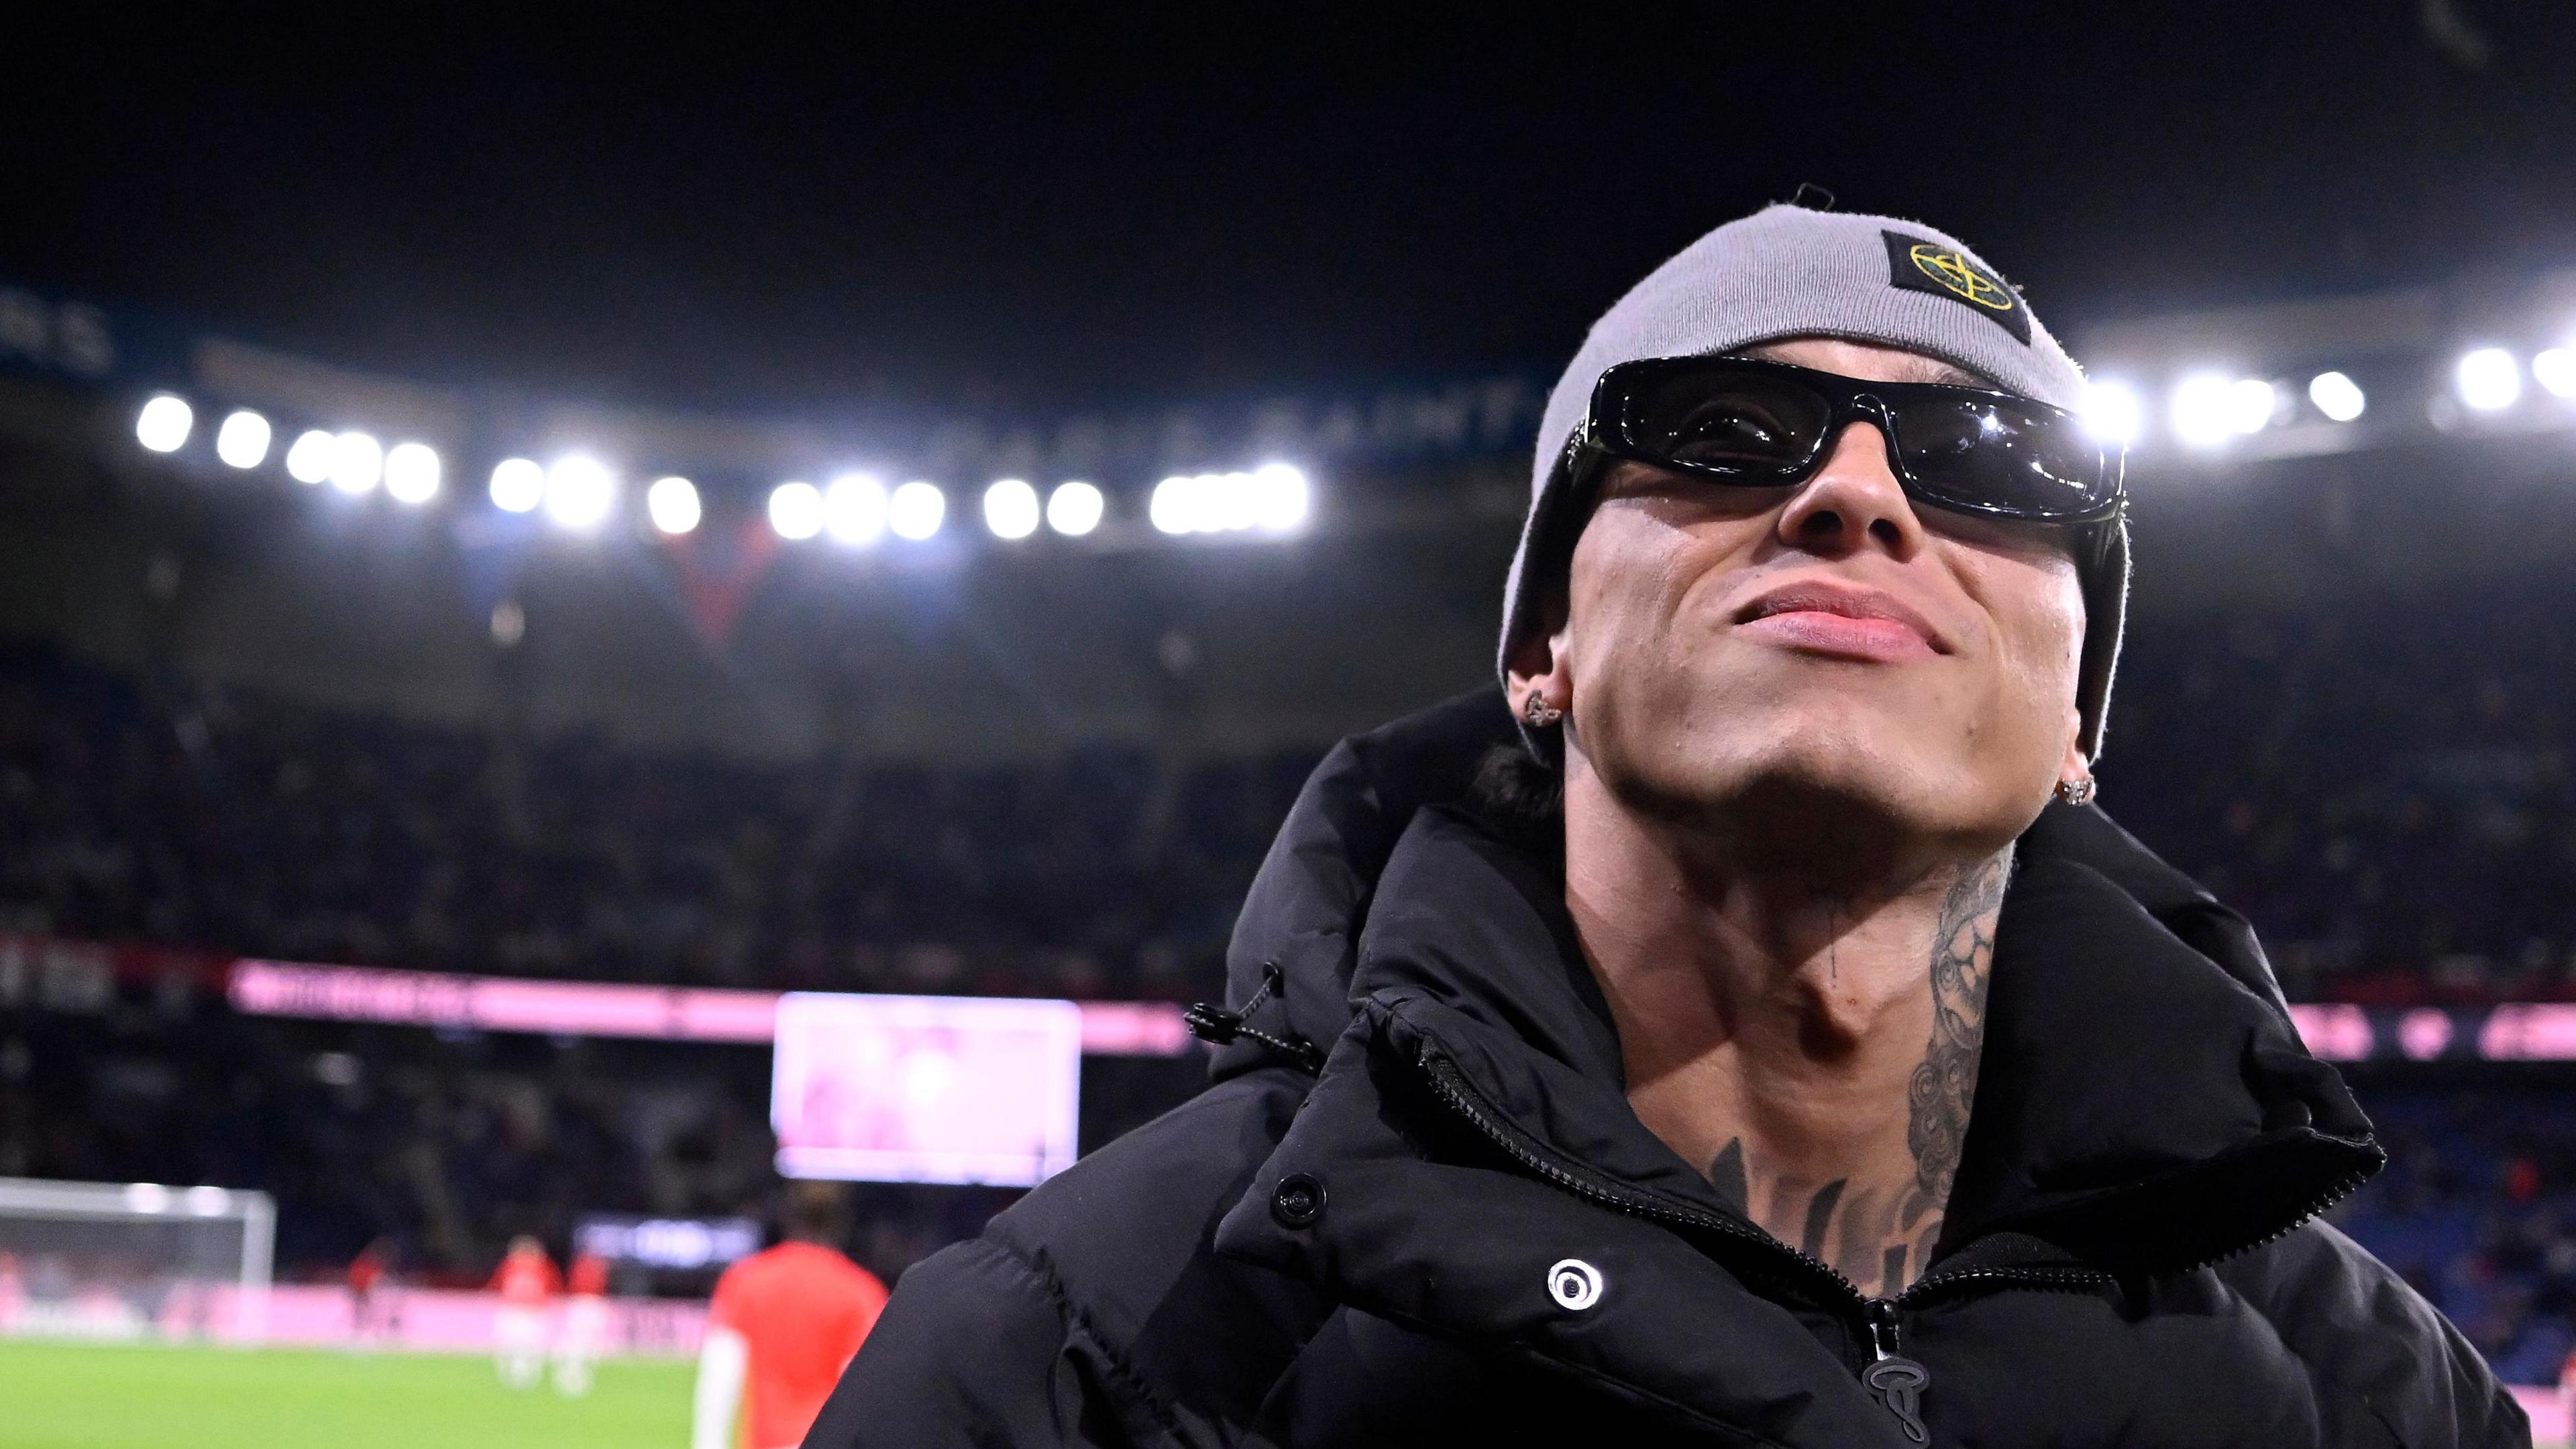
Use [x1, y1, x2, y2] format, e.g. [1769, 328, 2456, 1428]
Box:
[1577, 355, 2125, 524]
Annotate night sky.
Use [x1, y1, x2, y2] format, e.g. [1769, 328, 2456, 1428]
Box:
[5, 7, 2573, 417]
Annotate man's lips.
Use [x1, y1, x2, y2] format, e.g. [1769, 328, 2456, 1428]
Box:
[1733, 582, 1948, 663]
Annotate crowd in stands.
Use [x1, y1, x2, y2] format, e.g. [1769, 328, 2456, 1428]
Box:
[2339, 1084, 2576, 1386]
[5, 585, 2575, 1009]
[0, 645, 1306, 1004]
[2100, 587, 2576, 1007]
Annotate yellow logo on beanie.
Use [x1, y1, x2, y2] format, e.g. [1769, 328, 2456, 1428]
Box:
[1908, 245, 2013, 311]
[1880, 230, 2033, 344]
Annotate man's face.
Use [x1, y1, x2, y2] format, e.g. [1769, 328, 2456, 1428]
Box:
[1523, 337, 2088, 864]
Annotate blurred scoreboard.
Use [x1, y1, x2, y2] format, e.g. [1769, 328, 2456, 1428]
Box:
[769, 992, 1083, 1187]
[575, 1214, 761, 1269]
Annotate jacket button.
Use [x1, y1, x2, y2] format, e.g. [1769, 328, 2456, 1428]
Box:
[1271, 1173, 1326, 1228]
[1548, 1258, 1604, 1310]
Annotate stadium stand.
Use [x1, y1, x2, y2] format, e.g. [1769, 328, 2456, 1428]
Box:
[6, 578, 2573, 1010]
[0, 645, 1309, 1000]
[2347, 1085, 2576, 1387]
[2100, 588, 2576, 1008]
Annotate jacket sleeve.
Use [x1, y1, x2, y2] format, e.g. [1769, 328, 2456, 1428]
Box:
[804, 1235, 1169, 1449]
[2219, 1222, 2530, 1448]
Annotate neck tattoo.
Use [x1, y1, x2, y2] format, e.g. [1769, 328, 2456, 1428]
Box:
[1703, 855, 2008, 1297]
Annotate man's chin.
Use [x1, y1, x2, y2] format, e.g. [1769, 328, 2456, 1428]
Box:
[1676, 698, 1929, 798]
[1600, 731, 1976, 874]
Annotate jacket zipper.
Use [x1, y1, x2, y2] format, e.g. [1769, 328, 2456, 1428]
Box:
[1863, 1299, 1931, 1446]
[1417, 1046, 2368, 1437]
[2194, 1165, 2376, 1269]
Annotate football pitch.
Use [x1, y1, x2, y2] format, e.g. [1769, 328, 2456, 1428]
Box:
[0, 1341, 695, 1449]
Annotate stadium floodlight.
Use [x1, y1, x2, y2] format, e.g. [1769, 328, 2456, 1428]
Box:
[213, 409, 272, 469]
[1047, 481, 1104, 536]
[823, 473, 887, 544]
[2531, 347, 2576, 400]
[890, 481, 945, 540]
[1151, 469, 1307, 537]
[136, 394, 193, 453]
[2455, 347, 2521, 412]
[983, 478, 1040, 539]
[2078, 379, 2144, 447]
[1150, 475, 1199, 534]
[1219, 472, 1263, 531]
[2167, 379, 2229, 447]
[769, 480, 824, 540]
[543, 454, 616, 529]
[2227, 379, 2277, 435]
[328, 431, 383, 495]
[1214, 475, 1249, 533]
[1252, 463, 1310, 534]
[2308, 372, 2367, 423]
[284, 429, 337, 484]
[2169, 372, 2273, 447]
[647, 476, 702, 535]
[383, 442, 441, 504]
[489, 456, 545, 513]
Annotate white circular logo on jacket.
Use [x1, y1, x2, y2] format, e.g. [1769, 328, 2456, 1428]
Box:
[1547, 1258, 1603, 1311]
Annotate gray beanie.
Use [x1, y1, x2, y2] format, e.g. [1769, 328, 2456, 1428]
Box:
[1499, 200, 2129, 760]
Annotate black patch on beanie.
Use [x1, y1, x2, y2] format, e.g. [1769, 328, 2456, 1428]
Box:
[1882, 230, 2032, 345]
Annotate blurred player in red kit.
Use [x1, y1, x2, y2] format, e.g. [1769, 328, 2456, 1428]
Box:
[551, 1248, 612, 1396]
[2559, 1341, 2576, 1444]
[692, 1183, 887, 1449]
[344, 1238, 394, 1349]
[488, 1234, 559, 1389]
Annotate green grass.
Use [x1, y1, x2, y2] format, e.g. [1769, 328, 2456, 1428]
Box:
[0, 1340, 694, 1449]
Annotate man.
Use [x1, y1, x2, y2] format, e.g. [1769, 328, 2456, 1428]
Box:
[812, 203, 2525, 1445]
[551, 1247, 612, 1396]
[343, 1237, 393, 1350]
[488, 1234, 558, 1389]
[692, 1182, 888, 1449]
[2560, 1338, 2576, 1444]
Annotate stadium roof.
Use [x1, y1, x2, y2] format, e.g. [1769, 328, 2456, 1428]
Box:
[6, 11, 2576, 415]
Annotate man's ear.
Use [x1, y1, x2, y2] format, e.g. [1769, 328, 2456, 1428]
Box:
[2055, 701, 2090, 792]
[1505, 590, 1572, 718]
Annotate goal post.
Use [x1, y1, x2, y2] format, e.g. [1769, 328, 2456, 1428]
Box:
[0, 1177, 275, 1342]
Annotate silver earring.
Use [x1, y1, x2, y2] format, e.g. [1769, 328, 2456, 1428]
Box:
[2057, 775, 2098, 807]
[1521, 692, 1564, 729]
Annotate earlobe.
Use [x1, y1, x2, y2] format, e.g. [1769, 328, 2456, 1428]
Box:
[1505, 598, 1574, 727]
[1507, 651, 1565, 729]
[2054, 734, 2096, 807]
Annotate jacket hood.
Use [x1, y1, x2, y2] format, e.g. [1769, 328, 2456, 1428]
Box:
[1213, 688, 2378, 1274]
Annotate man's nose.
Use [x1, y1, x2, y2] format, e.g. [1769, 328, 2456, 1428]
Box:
[1775, 421, 1929, 559]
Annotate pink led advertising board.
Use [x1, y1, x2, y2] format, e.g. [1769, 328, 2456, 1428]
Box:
[769, 991, 1083, 1187]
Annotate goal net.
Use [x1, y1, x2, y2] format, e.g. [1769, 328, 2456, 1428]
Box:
[0, 1177, 274, 1342]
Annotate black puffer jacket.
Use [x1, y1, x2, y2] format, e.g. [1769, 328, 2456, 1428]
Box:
[811, 690, 2526, 1448]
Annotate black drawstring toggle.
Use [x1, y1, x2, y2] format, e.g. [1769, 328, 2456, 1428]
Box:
[1185, 961, 1326, 1073]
